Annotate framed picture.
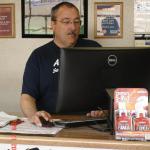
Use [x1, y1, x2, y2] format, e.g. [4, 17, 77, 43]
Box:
[21, 0, 88, 38]
[0, 4, 15, 38]
[94, 2, 123, 38]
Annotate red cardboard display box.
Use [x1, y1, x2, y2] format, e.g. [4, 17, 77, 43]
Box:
[114, 88, 150, 141]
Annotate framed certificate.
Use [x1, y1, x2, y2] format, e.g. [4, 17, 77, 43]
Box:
[0, 4, 15, 38]
[94, 2, 123, 38]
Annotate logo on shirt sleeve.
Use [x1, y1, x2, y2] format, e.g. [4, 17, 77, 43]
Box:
[52, 59, 59, 74]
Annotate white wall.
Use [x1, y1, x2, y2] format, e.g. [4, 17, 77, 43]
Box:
[0, 0, 134, 115]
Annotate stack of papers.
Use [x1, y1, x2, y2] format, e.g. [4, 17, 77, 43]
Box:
[0, 111, 18, 127]
[0, 118, 63, 135]
[0, 112, 63, 136]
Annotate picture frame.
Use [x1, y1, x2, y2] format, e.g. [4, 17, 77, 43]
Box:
[94, 2, 123, 38]
[0, 4, 15, 38]
[21, 0, 88, 38]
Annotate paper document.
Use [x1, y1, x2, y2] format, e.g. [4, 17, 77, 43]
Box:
[0, 111, 18, 127]
[0, 144, 117, 150]
[0, 117, 63, 136]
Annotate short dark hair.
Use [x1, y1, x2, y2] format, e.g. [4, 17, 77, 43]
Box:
[51, 2, 79, 21]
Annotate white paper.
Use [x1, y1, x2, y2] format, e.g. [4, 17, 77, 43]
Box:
[0, 112, 18, 127]
[0, 144, 117, 150]
[0, 118, 63, 135]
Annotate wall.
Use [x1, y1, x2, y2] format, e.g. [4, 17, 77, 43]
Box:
[0, 0, 134, 115]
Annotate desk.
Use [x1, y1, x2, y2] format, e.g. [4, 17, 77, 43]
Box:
[0, 115, 150, 149]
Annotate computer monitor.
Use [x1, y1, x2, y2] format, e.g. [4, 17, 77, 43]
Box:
[55, 47, 150, 114]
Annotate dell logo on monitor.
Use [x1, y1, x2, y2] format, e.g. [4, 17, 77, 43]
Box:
[108, 55, 117, 67]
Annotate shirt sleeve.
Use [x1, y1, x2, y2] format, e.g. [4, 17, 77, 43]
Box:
[21, 51, 40, 100]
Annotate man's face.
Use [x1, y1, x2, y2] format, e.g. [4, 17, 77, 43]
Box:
[51, 6, 80, 48]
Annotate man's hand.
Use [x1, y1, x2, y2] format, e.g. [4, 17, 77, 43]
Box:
[29, 110, 52, 127]
[20, 94, 52, 126]
[86, 110, 108, 118]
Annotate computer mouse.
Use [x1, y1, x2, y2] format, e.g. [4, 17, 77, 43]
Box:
[39, 117, 54, 127]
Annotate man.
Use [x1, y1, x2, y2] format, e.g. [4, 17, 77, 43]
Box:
[21, 2, 109, 126]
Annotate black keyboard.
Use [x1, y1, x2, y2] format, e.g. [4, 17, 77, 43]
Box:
[54, 117, 107, 127]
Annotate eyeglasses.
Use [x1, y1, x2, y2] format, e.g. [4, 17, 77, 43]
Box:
[54, 19, 81, 25]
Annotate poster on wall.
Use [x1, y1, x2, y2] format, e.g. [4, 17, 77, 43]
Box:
[134, 0, 150, 47]
[94, 2, 123, 38]
[0, 4, 15, 38]
[134, 0, 150, 33]
[22, 0, 88, 38]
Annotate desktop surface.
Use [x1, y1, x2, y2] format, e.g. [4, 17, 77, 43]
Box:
[0, 114, 150, 150]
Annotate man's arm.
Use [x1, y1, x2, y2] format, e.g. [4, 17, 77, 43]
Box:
[20, 94, 52, 126]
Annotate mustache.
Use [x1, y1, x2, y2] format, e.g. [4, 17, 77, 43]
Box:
[67, 31, 76, 36]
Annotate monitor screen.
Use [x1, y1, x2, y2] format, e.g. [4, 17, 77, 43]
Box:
[55, 47, 150, 114]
